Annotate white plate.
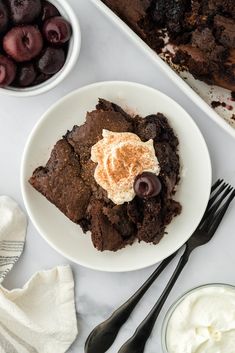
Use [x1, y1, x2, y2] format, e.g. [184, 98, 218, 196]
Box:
[21, 81, 212, 272]
[91, 0, 235, 138]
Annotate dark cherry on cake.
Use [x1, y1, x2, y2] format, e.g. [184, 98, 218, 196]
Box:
[0, 0, 72, 89]
[134, 172, 162, 199]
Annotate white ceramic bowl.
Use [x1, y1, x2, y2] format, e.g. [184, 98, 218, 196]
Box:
[0, 0, 81, 97]
[21, 81, 212, 272]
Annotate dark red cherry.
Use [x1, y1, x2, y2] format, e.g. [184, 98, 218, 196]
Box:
[3, 25, 43, 62]
[0, 0, 9, 33]
[8, 0, 42, 25]
[0, 55, 16, 87]
[37, 47, 65, 74]
[134, 172, 162, 199]
[41, 1, 60, 21]
[16, 63, 36, 86]
[43, 16, 71, 45]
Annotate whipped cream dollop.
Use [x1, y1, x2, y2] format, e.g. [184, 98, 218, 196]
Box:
[166, 285, 235, 353]
[91, 130, 160, 204]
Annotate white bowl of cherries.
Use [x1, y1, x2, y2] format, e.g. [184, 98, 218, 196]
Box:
[0, 0, 81, 96]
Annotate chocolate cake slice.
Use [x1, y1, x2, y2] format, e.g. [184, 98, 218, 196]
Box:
[29, 139, 91, 223]
[29, 99, 181, 252]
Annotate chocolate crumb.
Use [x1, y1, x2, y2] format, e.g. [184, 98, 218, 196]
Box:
[211, 101, 221, 109]
[211, 101, 233, 110]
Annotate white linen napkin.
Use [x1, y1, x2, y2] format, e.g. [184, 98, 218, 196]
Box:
[0, 266, 78, 353]
[0, 196, 27, 283]
[0, 196, 78, 353]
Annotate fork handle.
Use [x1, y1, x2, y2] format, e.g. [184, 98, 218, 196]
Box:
[118, 249, 190, 353]
[85, 252, 177, 353]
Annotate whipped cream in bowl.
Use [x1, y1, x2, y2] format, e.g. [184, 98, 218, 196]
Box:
[162, 284, 235, 353]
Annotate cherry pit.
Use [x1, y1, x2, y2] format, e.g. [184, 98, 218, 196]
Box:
[0, 0, 72, 88]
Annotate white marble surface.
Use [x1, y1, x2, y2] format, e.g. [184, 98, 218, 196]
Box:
[1, 0, 235, 352]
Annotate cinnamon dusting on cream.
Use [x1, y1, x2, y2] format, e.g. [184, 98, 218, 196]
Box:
[91, 130, 160, 204]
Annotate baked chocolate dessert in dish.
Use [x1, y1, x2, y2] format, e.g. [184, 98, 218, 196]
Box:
[101, 0, 235, 91]
[29, 99, 181, 252]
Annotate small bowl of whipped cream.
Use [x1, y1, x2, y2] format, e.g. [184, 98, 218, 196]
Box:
[162, 284, 235, 353]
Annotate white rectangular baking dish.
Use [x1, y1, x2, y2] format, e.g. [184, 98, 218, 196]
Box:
[90, 0, 235, 139]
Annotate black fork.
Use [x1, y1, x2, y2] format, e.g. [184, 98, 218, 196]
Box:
[118, 181, 235, 353]
[84, 180, 235, 353]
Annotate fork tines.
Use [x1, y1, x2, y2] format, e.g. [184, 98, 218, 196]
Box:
[208, 180, 231, 209]
[199, 179, 235, 232]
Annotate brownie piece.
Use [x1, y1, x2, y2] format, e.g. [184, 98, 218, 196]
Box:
[102, 0, 235, 91]
[89, 200, 136, 251]
[29, 100, 181, 252]
[66, 100, 133, 161]
[29, 139, 91, 223]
